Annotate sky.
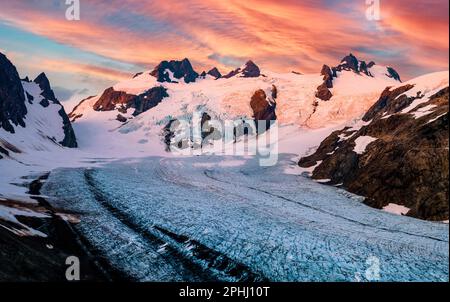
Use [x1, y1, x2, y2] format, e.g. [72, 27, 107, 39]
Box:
[0, 0, 448, 106]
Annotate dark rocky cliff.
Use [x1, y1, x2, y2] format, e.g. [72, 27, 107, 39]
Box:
[300, 85, 449, 221]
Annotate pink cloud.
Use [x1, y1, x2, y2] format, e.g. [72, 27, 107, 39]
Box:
[0, 0, 448, 81]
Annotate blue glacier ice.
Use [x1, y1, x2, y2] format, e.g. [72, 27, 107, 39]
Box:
[41, 155, 449, 282]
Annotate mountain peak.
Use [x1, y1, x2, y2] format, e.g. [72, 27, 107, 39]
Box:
[340, 53, 359, 71]
[386, 66, 401, 82]
[207, 67, 222, 79]
[223, 60, 261, 78]
[315, 53, 401, 101]
[34, 72, 50, 90]
[34, 72, 57, 102]
[150, 58, 199, 83]
[334, 53, 401, 81]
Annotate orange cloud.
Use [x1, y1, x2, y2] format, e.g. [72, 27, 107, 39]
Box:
[38, 59, 133, 82]
[0, 0, 448, 82]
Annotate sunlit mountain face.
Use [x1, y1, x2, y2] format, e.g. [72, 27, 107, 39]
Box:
[0, 0, 448, 104]
[0, 0, 448, 285]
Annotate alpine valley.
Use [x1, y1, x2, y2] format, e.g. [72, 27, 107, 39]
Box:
[0, 52, 448, 281]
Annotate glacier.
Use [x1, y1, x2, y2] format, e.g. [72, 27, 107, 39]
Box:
[41, 154, 449, 282]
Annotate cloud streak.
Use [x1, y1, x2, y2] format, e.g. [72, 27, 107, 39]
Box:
[0, 0, 448, 93]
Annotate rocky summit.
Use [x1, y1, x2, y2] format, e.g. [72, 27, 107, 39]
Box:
[206, 67, 222, 79]
[223, 60, 261, 78]
[315, 54, 402, 101]
[150, 58, 199, 83]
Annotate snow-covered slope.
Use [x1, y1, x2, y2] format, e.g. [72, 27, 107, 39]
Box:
[1, 80, 73, 157]
[298, 71, 449, 220]
[69, 55, 401, 156]
[0, 52, 77, 161]
[0, 53, 78, 199]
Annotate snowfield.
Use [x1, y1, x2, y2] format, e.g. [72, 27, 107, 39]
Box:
[41, 155, 448, 282]
[69, 65, 400, 157]
[1, 61, 448, 281]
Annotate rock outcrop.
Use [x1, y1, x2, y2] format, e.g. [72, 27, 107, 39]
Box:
[34, 72, 58, 103]
[93, 87, 136, 112]
[132, 72, 143, 79]
[33, 73, 78, 147]
[250, 85, 277, 133]
[299, 84, 449, 221]
[68, 95, 96, 122]
[315, 65, 334, 101]
[207, 67, 222, 79]
[0, 145, 8, 159]
[333, 53, 376, 77]
[150, 58, 199, 83]
[0, 53, 27, 133]
[386, 67, 401, 82]
[132, 86, 168, 116]
[91, 85, 169, 119]
[223, 60, 261, 78]
[116, 114, 128, 123]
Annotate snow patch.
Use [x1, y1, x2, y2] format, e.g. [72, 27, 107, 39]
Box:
[314, 179, 331, 183]
[0, 204, 50, 237]
[353, 136, 378, 155]
[382, 203, 410, 215]
[410, 104, 437, 119]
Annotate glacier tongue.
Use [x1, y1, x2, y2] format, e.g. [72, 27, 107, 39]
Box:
[41, 154, 449, 282]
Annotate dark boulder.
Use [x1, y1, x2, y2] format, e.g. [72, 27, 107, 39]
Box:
[241, 61, 261, 78]
[116, 114, 127, 123]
